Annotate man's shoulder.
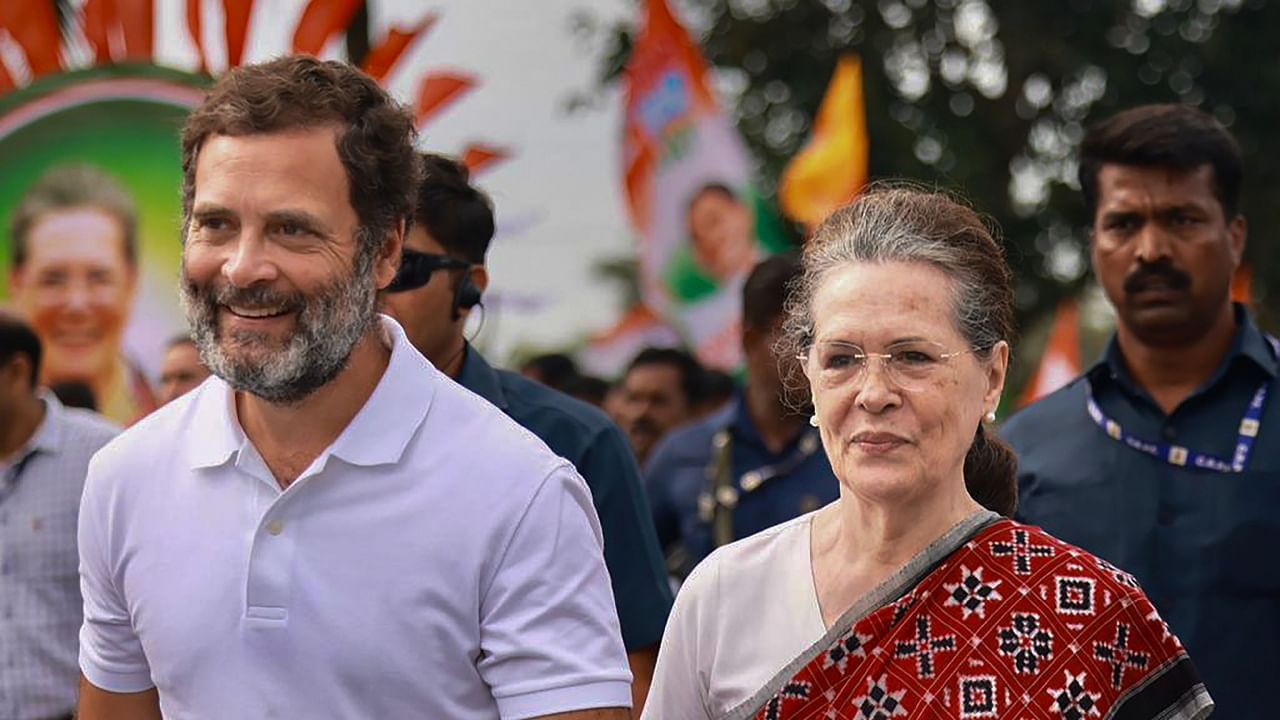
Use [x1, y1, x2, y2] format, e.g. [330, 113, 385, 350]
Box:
[494, 368, 617, 441]
[422, 371, 579, 482]
[1001, 376, 1091, 448]
[57, 405, 122, 448]
[646, 410, 730, 470]
[90, 384, 207, 473]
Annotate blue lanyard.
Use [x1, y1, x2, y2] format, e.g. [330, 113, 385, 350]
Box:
[1084, 337, 1278, 473]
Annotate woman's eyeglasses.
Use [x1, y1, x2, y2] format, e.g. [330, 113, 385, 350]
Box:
[799, 340, 974, 392]
[386, 250, 470, 293]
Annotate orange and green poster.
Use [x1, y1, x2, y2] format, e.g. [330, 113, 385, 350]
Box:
[0, 66, 206, 424]
[622, 0, 788, 370]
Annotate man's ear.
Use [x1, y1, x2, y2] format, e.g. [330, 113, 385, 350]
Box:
[740, 325, 764, 354]
[470, 265, 489, 295]
[1228, 214, 1247, 267]
[1, 354, 33, 392]
[374, 219, 407, 291]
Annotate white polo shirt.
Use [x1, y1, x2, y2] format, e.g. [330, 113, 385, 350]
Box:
[78, 316, 632, 719]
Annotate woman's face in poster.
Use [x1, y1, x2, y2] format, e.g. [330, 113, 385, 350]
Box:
[9, 206, 137, 387]
[688, 189, 757, 283]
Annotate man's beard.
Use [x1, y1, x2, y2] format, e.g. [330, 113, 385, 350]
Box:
[180, 250, 379, 405]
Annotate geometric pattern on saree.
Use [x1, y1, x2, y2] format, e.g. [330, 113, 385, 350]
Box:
[997, 613, 1054, 674]
[958, 675, 998, 718]
[943, 565, 1002, 620]
[990, 528, 1055, 575]
[751, 520, 1198, 719]
[893, 616, 957, 679]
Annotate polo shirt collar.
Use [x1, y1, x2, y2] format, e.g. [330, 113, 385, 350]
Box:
[328, 317, 435, 466]
[187, 379, 246, 469]
[187, 315, 437, 470]
[455, 344, 508, 410]
[26, 391, 66, 455]
[1092, 303, 1277, 394]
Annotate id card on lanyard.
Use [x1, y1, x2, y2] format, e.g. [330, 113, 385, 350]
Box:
[1084, 336, 1279, 473]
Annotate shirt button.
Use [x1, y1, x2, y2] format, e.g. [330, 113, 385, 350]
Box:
[1161, 426, 1177, 441]
[266, 520, 285, 536]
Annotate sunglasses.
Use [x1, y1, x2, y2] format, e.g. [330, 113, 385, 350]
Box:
[386, 250, 470, 293]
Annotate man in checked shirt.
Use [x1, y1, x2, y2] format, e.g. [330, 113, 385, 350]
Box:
[0, 310, 119, 720]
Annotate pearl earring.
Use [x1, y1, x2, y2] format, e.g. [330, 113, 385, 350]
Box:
[985, 411, 996, 423]
[809, 415, 819, 427]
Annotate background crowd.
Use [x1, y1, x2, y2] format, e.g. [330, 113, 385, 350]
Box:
[0, 1, 1274, 718]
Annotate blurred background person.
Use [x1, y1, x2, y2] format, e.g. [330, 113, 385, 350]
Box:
[381, 152, 672, 715]
[520, 352, 582, 393]
[48, 380, 98, 411]
[6, 164, 156, 425]
[615, 347, 705, 466]
[157, 334, 210, 405]
[563, 373, 612, 409]
[0, 310, 118, 720]
[645, 253, 837, 580]
[694, 368, 737, 419]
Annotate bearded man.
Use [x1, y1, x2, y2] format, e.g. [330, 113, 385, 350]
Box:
[75, 56, 632, 720]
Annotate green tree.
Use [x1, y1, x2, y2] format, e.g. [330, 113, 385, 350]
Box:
[576, 0, 1279, 354]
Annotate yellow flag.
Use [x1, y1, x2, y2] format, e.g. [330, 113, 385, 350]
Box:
[779, 55, 869, 229]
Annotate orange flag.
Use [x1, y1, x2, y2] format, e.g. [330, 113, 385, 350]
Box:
[223, 0, 254, 67]
[363, 14, 437, 82]
[115, 0, 154, 61]
[461, 143, 510, 174]
[415, 72, 476, 126]
[1020, 297, 1083, 408]
[0, 1, 63, 78]
[293, 0, 363, 56]
[779, 55, 869, 229]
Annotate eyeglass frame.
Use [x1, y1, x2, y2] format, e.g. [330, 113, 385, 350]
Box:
[386, 249, 471, 293]
[795, 339, 984, 392]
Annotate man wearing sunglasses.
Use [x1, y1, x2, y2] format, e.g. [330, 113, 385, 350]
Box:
[381, 154, 673, 715]
[643, 253, 838, 581]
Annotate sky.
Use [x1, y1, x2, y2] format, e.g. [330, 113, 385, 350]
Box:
[156, 0, 641, 366]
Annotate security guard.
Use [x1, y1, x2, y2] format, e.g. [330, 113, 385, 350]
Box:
[646, 253, 838, 579]
[381, 153, 673, 712]
[1003, 105, 1276, 719]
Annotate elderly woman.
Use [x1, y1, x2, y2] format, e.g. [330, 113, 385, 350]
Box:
[642, 187, 1212, 720]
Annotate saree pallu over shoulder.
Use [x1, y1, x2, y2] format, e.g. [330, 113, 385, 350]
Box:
[725, 516, 1213, 720]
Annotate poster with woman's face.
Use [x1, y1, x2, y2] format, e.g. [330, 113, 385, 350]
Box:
[0, 66, 205, 425]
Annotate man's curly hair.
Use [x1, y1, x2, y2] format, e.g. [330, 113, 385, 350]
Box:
[180, 55, 419, 259]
